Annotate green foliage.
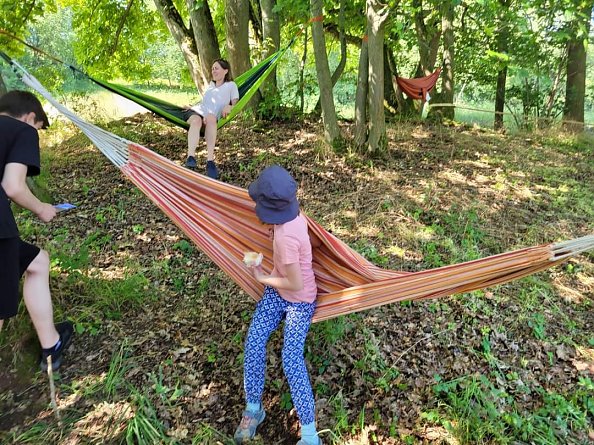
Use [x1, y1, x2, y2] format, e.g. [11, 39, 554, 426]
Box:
[425, 373, 592, 444]
[58, 1, 173, 81]
[414, 207, 487, 268]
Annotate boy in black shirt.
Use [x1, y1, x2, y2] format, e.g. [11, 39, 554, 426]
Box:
[0, 90, 73, 371]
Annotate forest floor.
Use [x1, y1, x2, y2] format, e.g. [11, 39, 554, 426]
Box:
[0, 114, 593, 444]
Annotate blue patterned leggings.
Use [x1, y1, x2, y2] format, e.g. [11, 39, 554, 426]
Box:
[243, 286, 316, 425]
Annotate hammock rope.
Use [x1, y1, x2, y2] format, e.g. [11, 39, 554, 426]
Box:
[8, 60, 594, 323]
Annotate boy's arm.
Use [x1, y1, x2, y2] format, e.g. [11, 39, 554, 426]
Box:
[2, 163, 56, 222]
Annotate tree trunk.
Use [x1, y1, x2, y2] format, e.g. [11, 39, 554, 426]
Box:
[0, 74, 7, 95]
[260, 0, 280, 94]
[383, 46, 398, 113]
[226, 0, 251, 78]
[563, 1, 593, 131]
[366, 0, 389, 153]
[354, 36, 369, 149]
[186, 0, 221, 89]
[413, 0, 440, 76]
[313, 0, 347, 113]
[436, 0, 455, 120]
[299, 27, 308, 114]
[494, 0, 510, 130]
[543, 57, 565, 120]
[310, 0, 340, 144]
[249, 0, 263, 44]
[153, 0, 204, 90]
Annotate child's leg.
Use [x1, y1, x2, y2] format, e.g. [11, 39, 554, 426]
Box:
[244, 286, 286, 406]
[281, 301, 316, 425]
[23, 249, 60, 349]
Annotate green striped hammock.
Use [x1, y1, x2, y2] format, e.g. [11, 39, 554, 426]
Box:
[82, 44, 292, 130]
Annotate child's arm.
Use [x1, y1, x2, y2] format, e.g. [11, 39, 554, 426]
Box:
[2, 163, 56, 222]
[251, 263, 303, 292]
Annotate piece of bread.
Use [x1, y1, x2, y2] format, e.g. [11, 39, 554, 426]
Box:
[243, 251, 263, 266]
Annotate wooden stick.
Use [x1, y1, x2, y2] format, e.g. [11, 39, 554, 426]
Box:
[46, 356, 62, 426]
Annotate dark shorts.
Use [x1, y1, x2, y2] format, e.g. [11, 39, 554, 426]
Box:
[181, 109, 204, 123]
[0, 238, 41, 319]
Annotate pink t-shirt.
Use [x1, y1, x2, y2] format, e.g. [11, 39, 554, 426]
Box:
[272, 214, 317, 303]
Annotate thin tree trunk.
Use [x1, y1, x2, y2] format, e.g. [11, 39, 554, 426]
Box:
[563, 1, 593, 131]
[544, 56, 566, 119]
[310, 0, 340, 144]
[354, 36, 369, 149]
[383, 46, 398, 113]
[249, 0, 263, 44]
[299, 27, 308, 114]
[494, 0, 510, 130]
[0, 74, 7, 95]
[366, 0, 389, 153]
[313, 0, 347, 113]
[413, 0, 440, 76]
[437, 0, 455, 120]
[153, 0, 204, 90]
[260, 0, 280, 93]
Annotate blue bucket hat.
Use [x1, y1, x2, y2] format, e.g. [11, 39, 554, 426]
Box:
[248, 165, 300, 224]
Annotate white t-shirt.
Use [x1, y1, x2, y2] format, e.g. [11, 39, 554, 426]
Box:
[191, 81, 239, 119]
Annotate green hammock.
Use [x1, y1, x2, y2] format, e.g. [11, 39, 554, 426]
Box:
[81, 43, 294, 130]
[0, 29, 295, 130]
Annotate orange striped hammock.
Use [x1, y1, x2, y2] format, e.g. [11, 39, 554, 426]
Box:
[18, 64, 594, 323]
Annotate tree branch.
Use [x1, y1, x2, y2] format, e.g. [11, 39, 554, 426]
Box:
[111, 0, 136, 54]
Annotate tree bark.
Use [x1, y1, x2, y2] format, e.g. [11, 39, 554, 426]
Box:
[563, 0, 593, 131]
[186, 0, 221, 90]
[354, 36, 369, 149]
[310, 0, 341, 144]
[0, 74, 7, 95]
[226, 0, 251, 78]
[260, 0, 280, 93]
[299, 27, 308, 114]
[436, 0, 455, 120]
[494, 0, 510, 130]
[413, 0, 440, 76]
[383, 46, 398, 113]
[153, 0, 204, 90]
[366, 0, 389, 153]
[249, 0, 263, 44]
[313, 0, 347, 113]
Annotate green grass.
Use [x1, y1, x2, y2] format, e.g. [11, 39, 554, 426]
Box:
[423, 373, 593, 444]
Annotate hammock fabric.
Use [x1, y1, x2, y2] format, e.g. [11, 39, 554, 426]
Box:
[11, 61, 594, 323]
[0, 31, 294, 131]
[396, 68, 441, 102]
[79, 41, 294, 131]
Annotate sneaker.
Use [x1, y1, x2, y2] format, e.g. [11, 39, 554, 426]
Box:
[206, 160, 219, 179]
[186, 156, 197, 168]
[234, 408, 266, 444]
[39, 320, 74, 372]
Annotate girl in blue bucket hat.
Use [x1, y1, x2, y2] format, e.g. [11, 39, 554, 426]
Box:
[234, 165, 322, 445]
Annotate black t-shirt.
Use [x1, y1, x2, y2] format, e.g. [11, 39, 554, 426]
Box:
[0, 116, 41, 239]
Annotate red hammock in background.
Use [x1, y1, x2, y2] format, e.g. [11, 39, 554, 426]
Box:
[395, 68, 441, 102]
